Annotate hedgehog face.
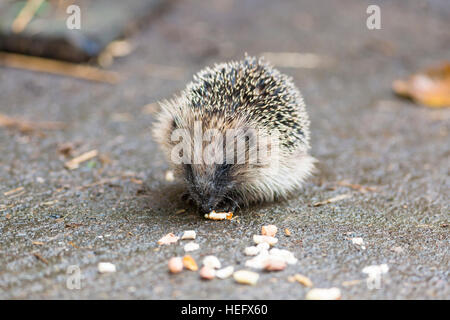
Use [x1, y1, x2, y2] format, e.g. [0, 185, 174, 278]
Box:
[183, 163, 236, 213]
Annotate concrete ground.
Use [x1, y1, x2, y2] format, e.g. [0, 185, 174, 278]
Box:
[0, 0, 448, 299]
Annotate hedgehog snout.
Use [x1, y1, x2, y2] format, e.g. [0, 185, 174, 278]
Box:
[199, 194, 221, 213]
[200, 202, 214, 214]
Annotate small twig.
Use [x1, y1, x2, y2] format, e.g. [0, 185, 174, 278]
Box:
[40, 200, 58, 206]
[32, 252, 49, 265]
[337, 181, 377, 193]
[4, 187, 24, 196]
[64, 150, 98, 170]
[77, 173, 140, 190]
[312, 193, 352, 207]
[11, 0, 45, 33]
[0, 52, 121, 84]
[0, 113, 66, 134]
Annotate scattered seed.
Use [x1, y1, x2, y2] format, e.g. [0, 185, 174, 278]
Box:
[36, 177, 45, 183]
[184, 242, 200, 252]
[261, 225, 277, 237]
[390, 246, 404, 254]
[245, 251, 270, 269]
[233, 270, 259, 285]
[181, 230, 196, 240]
[284, 228, 291, 236]
[204, 211, 233, 220]
[306, 288, 341, 300]
[168, 257, 183, 274]
[216, 266, 234, 279]
[68, 241, 79, 248]
[182, 255, 198, 271]
[157, 233, 179, 245]
[244, 246, 260, 256]
[98, 262, 116, 273]
[256, 242, 270, 251]
[269, 248, 298, 264]
[253, 235, 278, 246]
[264, 257, 287, 271]
[351, 237, 366, 250]
[289, 274, 313, 287]
[202, 255, 221, 269]
[199, 266, 216, 280]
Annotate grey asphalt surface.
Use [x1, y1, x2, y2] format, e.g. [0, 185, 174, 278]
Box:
[0, 0, 449, 299]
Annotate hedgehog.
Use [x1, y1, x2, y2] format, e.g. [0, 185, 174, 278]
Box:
[152, 55, 315, 214]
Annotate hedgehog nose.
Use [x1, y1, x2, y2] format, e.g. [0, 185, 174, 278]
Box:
[201, 203, 214, 213]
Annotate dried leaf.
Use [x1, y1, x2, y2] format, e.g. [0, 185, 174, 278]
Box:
[182, 255, 198, 271]
[393, 62, 450, 108]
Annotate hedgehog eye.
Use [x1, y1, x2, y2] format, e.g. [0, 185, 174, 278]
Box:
[171, 119, 178, 130]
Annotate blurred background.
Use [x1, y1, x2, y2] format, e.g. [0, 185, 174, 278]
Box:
[0, 0, 448, 299]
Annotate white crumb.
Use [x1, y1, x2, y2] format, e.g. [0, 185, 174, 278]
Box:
[98, 262, 116, 273]
[181, 230, 196, 240]
[184, 242, 200, 252]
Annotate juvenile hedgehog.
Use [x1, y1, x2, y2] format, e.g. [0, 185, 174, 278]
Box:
[153, 55, 315, 214]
